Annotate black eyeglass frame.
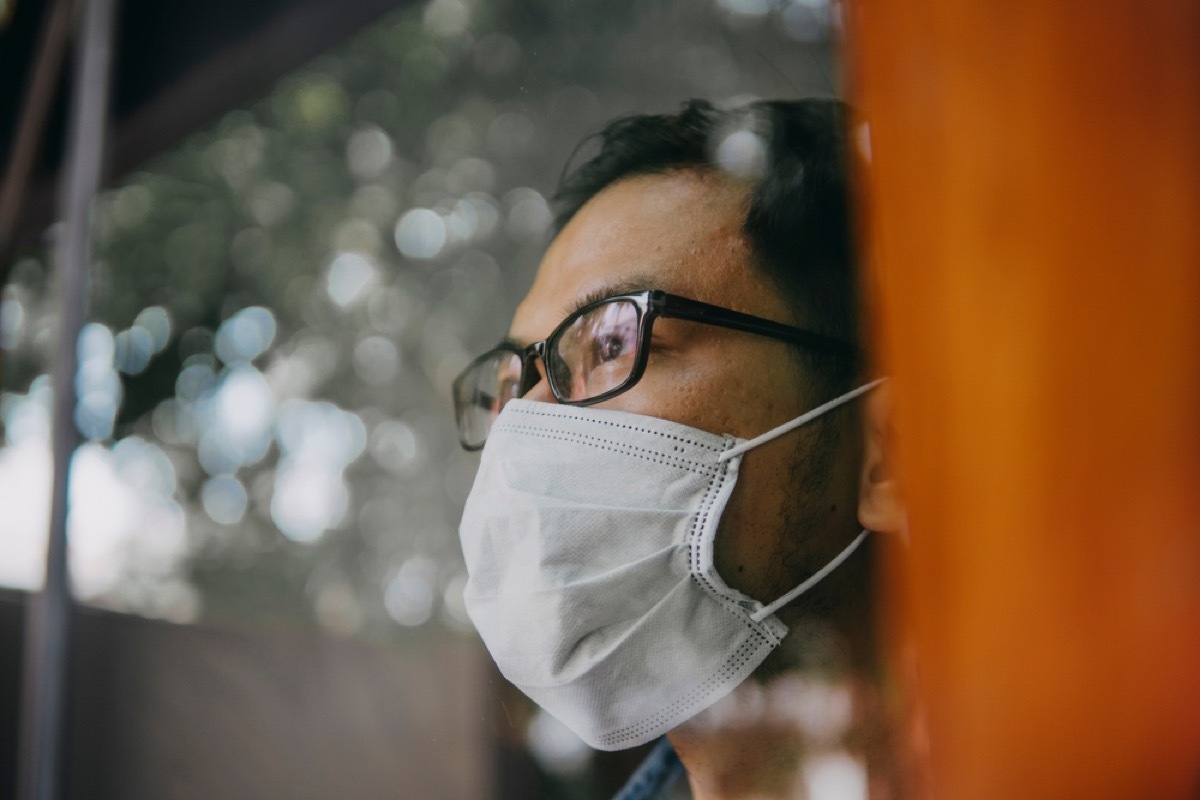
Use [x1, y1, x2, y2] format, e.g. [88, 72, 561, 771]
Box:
[453, 289, 862, 450]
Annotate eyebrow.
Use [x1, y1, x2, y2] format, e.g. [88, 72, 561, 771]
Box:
[498, 335, 524, 350]
[504, 273, 662, 349]
[565, 274, 659, 318]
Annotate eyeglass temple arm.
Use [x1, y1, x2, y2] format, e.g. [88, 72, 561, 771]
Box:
[654, 292, 861, 358]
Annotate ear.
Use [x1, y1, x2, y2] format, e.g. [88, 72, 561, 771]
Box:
[857, 382, 906, 535]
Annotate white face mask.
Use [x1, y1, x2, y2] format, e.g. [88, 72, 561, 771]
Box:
[459, 379, 884, 751]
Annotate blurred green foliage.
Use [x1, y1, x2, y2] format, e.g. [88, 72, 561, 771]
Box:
[1, 0, 836, 639]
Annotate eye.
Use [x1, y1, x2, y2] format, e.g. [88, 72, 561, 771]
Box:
[548, 298, 641, 401]
[588, 315, 638, 367]
[589, 302, 637, 355]
[594, 332, 626, 362]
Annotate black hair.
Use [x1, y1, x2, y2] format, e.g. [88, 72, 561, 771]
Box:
[552, 98, 861, 393]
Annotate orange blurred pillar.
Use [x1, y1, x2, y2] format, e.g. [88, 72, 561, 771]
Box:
[845, 2, 1200, 798]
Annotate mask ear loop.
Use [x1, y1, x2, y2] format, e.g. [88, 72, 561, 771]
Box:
[718, 377, 888, 463]
[749, 530, 869, 622]
[717, 377, 887, 623]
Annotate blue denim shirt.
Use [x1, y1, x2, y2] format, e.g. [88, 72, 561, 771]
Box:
[613, 738, 684, 800]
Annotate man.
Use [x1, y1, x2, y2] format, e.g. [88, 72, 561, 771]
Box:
[453, 99, 905, 799]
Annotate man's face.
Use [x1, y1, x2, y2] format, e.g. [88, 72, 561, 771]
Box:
[507, 169, 864, 607]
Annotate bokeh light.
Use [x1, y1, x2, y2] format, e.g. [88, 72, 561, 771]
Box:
[384, 555, 438, 626]
[527, 709, 592, 776]
[326, 252, 378, 307]
[394, 208, 447, 259]
[0, 0, 836, 641]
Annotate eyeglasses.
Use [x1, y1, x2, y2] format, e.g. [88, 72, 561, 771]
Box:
[452, 289, 860, 450]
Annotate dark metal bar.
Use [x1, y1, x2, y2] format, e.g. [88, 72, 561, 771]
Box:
[0, 0, 77, 292]
[17, 0, 116, 797]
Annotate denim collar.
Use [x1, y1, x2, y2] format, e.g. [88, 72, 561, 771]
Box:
[613, 737, 683, 800]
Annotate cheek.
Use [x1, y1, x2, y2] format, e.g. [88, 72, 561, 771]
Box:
[704, 342, 810, 434]
[715, 426, 866, 611]
[713, 435, 810, 602]
[596, 357, 727, 433]
[595, 337, 827, 601]
[614, 342, 806, 438]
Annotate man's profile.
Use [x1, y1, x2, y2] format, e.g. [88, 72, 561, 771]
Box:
[453, 99, 904, 799]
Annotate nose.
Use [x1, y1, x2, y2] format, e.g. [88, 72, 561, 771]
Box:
[520, 355, 558, 403]
[523, 379, 556, 403]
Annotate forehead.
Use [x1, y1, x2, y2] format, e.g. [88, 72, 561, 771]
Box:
[509, 170, 792, 343]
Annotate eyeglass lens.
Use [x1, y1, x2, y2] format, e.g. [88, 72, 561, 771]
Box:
[548, 299, 641, 402]
[455, 298, 643, 447]
[455, 349, 522, 447]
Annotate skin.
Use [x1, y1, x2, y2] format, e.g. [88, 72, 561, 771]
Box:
[507, 169, 905, 798]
